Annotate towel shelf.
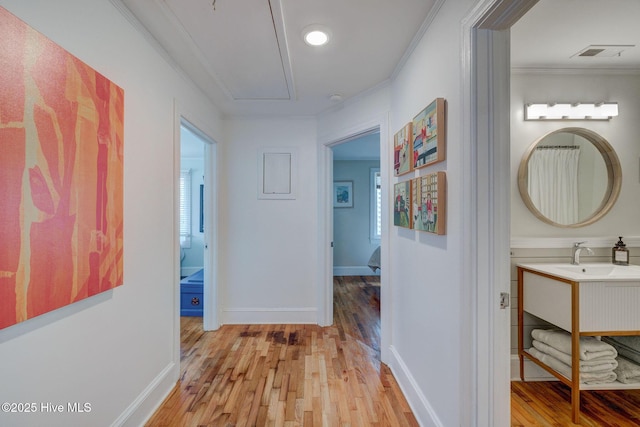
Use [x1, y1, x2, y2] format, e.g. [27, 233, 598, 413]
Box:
[517, 265, 640, 424]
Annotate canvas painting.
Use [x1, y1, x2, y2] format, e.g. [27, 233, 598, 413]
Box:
[0, 7, 124, 329]
[393, 122, 412, 176]
[393, 181, 412, 228]
[412, 98, 446, 169]
[412, 172, 446, 234]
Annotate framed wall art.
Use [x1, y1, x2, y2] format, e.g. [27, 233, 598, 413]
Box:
[393, 180, 412, 228]
[393, 122, 413, 176]
[412, 172, 446, 235]
[333, 181, 353, 208]
[0, 7, 124, 329]
[412, 98, 446, 169]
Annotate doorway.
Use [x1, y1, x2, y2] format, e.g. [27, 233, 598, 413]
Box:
[179, 124, 205, 314]
[319, 116, 391, 363]
[462, 1, 539, 425]
[177, 118, 219, 333]
[331, 132, 382, 355]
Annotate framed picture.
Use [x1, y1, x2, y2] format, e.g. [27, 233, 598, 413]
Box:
[393, 180, 412, 228]
[333, 181, 353, 208]
[412, 98, 446, 169]
[412, 172, 446, 234]
[393, 122, 413, 176]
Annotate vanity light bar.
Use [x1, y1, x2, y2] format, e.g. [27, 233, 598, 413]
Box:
[525, 102, 618, 120]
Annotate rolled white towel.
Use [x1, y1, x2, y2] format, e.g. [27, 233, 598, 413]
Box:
[532, 340, 618, 372]
[528, 347, 617, 384]
[614, 356, 640, 384]
[602, 336, 640, 366]
[532, 329, 617, 361]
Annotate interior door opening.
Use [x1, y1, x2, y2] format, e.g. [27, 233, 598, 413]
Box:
[331, 130, 382, 358]
[178, 119, 217, 331]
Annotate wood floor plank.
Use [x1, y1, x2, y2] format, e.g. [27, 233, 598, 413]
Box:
[148, 275, 640, 426]
[146, 276, 418, 426]
[511, 380, 640, 426]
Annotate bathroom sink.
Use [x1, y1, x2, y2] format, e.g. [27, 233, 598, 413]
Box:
[517, 263, 640, 281]
[556, 264, 616, 276]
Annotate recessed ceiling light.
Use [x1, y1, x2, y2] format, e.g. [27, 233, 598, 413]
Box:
[303, 25, 331, 47]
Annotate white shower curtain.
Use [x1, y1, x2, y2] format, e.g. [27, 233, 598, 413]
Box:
[527, 147, 580, 224]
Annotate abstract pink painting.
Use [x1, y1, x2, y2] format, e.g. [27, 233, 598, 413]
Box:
[0, 7, 124, 329]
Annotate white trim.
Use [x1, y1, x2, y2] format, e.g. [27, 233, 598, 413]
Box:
[388, 346, 444, 427]
[317, 114, 391, 362]
[222, 307, 318, 324]
[461, 1, 537, 426]
[511, 236, 640, 249]
[111, 362, 176, 427]
[333, 266, 380, 276]
[175, 102, 221, 337]
[109, 0, 219, 104]
[391, 0, 446, 80]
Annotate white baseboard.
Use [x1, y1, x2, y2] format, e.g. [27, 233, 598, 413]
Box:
[222, 307, 318, 324]
[387, 345, 444, 427]
[333, 266, 380, 276]
[510, 354, 556, 381]
[112, 361, 178, 427]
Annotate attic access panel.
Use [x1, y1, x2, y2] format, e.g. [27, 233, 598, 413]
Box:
[163, 0, 291, 100]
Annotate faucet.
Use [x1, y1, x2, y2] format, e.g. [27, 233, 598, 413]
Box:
[572, 241, 594, 265]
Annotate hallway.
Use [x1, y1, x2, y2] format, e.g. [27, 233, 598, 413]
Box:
[146, 276, 418, 426]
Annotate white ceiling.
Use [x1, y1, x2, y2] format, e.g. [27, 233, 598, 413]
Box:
[116, 0, 437, 116]
[511, 0, 640, 71]
[117, 0, 640, 119]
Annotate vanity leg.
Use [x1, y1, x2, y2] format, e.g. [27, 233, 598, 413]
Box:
[518, 267, 525, 380]
[571, 282, 581, 424]
[572, 386, 581, 424]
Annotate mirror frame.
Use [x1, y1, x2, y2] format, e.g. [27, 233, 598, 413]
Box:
[517, 127, 622, 228]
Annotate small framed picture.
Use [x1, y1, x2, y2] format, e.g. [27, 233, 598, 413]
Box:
[393, 180, 412, 228]
[412, 172, 446, 234]
[333, 181, 353, 208]
[412, 98, 446, 169]
[394, 122, 413, 176]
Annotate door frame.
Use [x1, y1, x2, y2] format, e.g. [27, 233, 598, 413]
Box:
[317, 114, 391, 362]
[461, 1, 538, 425]
[173, 101, 220, 365]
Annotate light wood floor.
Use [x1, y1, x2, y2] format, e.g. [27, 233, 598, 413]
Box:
[146, 275, 418, 426]
[511, 380, 640, 426]
[147, 275, 640, 426]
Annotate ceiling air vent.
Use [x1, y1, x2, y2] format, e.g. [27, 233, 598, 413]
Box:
[572, 45, 635, 58]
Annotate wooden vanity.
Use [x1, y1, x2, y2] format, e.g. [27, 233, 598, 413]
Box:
[517, 263, 640, 423]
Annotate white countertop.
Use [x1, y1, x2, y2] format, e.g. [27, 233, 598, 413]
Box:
[517, 262, 640, 282]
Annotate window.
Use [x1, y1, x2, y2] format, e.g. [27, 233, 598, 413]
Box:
[370, 168, 381, 241]
[180, 169, 192, 248]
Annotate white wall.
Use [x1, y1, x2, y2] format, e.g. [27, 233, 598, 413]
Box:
[320, 1, 477, 426]
[0, 1, 222, 426]
[511, 72, 640, 240]
[386, 2, 473, 426]
[219, 117, 319, 324]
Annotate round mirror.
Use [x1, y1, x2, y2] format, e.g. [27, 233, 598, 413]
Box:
[517, 127, 621, 228]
